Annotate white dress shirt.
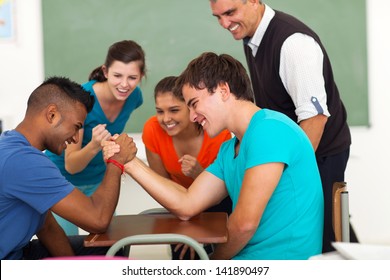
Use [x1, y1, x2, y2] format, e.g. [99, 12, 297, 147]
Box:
[246, 4, 330, 122]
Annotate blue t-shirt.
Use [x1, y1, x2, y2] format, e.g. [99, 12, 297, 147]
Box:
[207, 109, 324, 260]
[0, 130, 74, 259]
[45, 80, 143, 186]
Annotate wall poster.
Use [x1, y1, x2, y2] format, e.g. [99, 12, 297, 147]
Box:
[0, 0, 15, 42]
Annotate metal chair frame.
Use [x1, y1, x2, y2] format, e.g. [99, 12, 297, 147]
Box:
[106, 233, 209, 260]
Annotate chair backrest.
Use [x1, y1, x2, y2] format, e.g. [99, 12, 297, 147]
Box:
[139, 207, 170, 215]
[106, 233, 209, 260]
[332, 182, 350, 242]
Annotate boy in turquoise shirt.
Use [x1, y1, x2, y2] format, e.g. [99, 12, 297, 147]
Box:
[103, 52, 324, 259]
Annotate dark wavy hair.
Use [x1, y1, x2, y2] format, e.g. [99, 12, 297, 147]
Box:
[88, 40, 146, 82]
[175, 52, 254, 102]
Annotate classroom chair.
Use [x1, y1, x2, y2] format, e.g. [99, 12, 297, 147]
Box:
[332, 181, 350, 242]
[106, 233, 209, 260]
[120, 207, 171, 257]
[139, 207, 169, 215]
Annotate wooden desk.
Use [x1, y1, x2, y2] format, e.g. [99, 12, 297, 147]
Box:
[84, 212, 228, 247]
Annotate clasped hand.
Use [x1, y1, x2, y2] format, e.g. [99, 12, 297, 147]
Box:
[102, 133, 137, 165]
[92, 124, 111, 150]
[178, 155, 204, 179]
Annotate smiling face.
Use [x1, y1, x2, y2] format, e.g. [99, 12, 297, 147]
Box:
[182, 84, 225, 138]
[46, 101, 87, 155]
[155, 91, 193, 137]
[210, 0, 261, 40]
[103, 60, 143, 101]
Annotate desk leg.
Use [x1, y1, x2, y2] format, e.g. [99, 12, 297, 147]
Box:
[123, 245, 131, 257]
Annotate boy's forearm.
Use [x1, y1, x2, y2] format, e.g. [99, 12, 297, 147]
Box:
[125, 157, 192, 219]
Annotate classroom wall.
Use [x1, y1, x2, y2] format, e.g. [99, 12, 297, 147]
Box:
[0, 0, 389, 245]
[41, 0, 369, 130]
[0, 0, 44, 129]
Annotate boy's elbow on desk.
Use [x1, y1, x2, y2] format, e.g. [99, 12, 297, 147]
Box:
[170, 207, 199, 221]
[81, 217, 111, 234]
[175, 214, 192, 221]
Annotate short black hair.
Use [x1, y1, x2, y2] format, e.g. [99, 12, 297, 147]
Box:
[27, 76, 94, 114]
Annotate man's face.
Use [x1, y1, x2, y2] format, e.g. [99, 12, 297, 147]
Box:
[210, 0, 261, 40]
[182, 84, 224, 138]
[46, 102, 87, 155]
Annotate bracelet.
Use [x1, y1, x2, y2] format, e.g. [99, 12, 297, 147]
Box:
[106, 159, 124, 174]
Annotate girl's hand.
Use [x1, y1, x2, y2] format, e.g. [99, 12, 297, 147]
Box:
[91, 124, 111, 149]
[102, 139, 120, 161]
[179, 155, 204, 179]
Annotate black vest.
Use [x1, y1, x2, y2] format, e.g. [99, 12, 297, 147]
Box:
[244, 11, 351, 157]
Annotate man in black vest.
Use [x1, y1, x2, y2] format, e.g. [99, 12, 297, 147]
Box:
[209, 0, 358, 253]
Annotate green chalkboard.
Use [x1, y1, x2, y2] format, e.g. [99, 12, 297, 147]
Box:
[42, 0, 368, 132]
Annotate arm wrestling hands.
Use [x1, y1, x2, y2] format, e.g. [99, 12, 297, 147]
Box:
[102, 136, 198, 259]
[106, 133, 137, 166]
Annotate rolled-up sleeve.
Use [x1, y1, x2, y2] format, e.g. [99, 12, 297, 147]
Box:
[279, 33, 330, 123]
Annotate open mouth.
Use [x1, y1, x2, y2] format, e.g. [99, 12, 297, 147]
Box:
[229, 23, 239, 32]
[165, 123, 177, 129]
[117, 88, 129, 96]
